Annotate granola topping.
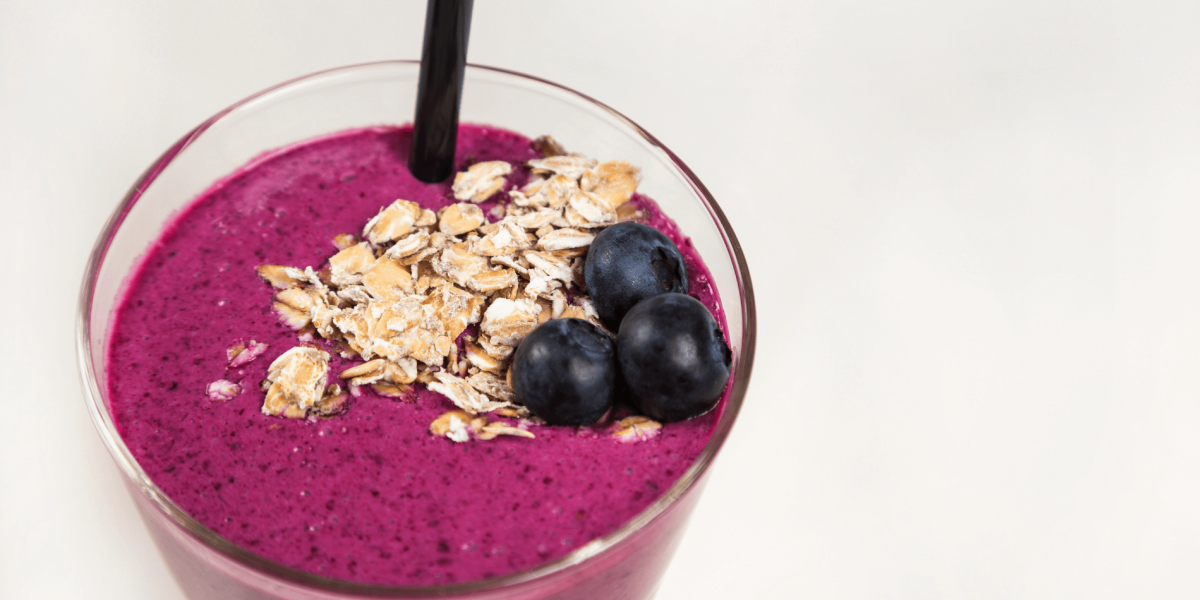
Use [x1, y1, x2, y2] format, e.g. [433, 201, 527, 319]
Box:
[427, 371, 512, 415]
[207, 380, 242, 402]
[256, 265, 305, 289]
[527, 155, 597, 180]
[430, 409, 536, 442]
[430, 410, 473, 442]
[481, 298, 541, 347]
[227, 339, 269, 368]
[263, 347, 331, 419]
[328, 242, 376, 287]
[252, 139, 675, 439]
[531, 135, 566, 158]
[612, 415, 663, 443]
[581, 160, 641, 208]
[439, 203, 487, 235]
[452, 161, 512, 203]
[364, 200, 435, 246]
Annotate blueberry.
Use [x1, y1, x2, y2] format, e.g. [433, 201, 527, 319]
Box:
[585, 222, 688, 330]
[617, 293, 731, 422]
[511, 318, 617, 426]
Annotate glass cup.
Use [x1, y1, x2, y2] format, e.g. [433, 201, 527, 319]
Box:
[77, 61, 756, 600]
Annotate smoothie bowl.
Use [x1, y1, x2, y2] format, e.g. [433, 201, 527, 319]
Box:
[77, 61, 755, 600]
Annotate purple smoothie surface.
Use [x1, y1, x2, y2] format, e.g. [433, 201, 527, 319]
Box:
[106, 125, 728, 586]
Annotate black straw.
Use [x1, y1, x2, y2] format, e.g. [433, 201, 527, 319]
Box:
[409, 0, 474, 183]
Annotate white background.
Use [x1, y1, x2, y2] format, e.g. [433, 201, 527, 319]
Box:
[3, 1, 1200, 598]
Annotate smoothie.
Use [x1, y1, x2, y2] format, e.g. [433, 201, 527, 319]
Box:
[106, 124, 728, 586]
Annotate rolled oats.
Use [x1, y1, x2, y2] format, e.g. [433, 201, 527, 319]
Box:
[336, 285, 373, 306]
[430, 409, 534, 442]
[559, 306, 587, 320]
[472, 219, 532, 257]
[398, 246, 439, 268]
[332, 233, 361, 251]
[475, 422, 536, 440]
[481, 298, 541, 347]
[371, 383, 414, 401]
[262, 347, 330, 418]
[452, 161, 512, 203]
[532, 135, 566, 158]
[430, 410, 472, 442]
[256, 265, 304, 289]
[581, 160, 641, 208]
[314, 384, 350, 416]
[439, 203, 487, 235]
[571, 257, 587, 290]
[612, 415, 662, 443]
[534, 297, 554, 324]
[493, 404, 532, 419]
[362, 257, 414, 300]
[329, 242, 376, 287]
[338, 357, 416, 387]
[568, 191, 617, 226]
[515, 208, 561, 230]
[206, 379, 242, 402]
[274, 301, 312, 330]
[490, 254, 529, 276]
[428, 372, 511, 415]
[527, 156, 596, 180]
[477, 336, 513, 360]
[463, 341, 504, 373]
[550, 289, 566, 319]
[466, 372, 517, 403]
[227, 339, 269, 368]
[432, 244, 489, 287]
[525, 252, 574, 285]
[540, 174, 580, 210]
[537, 228, 594, 251]
[615, 201, 644, 222]
[468, 268, 518, 293]
[364, 200, 434, 245]
[383, 230, 431, 261]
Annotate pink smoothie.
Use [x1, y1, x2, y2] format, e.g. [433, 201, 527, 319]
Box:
[107, 125, 727, 586]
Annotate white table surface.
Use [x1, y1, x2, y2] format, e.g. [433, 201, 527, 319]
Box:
[4, 1, 1200, 598]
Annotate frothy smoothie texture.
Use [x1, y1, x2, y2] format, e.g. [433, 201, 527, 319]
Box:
[107, 125, 729, 586]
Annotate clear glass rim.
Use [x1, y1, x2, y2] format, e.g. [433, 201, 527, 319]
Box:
[75, 60, 757, 596]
